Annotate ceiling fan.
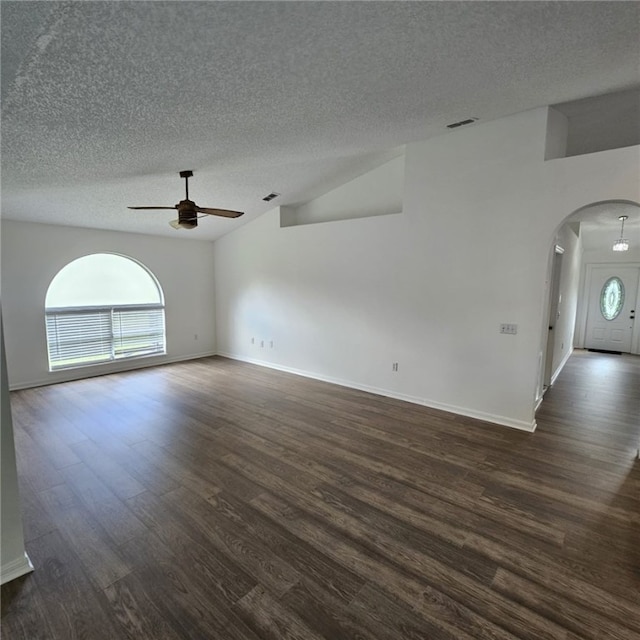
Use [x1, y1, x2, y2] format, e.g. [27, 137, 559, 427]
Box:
[128, 170, 244, 229]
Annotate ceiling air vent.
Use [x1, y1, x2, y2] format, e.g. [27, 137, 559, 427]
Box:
[262, 192, 280, 202]
[446, 117, 478, 129]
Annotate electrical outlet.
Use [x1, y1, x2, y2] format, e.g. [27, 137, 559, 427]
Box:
[392, 362, 399, 372]
[194, 333, 198, 340]
[251, 337, 255, 344]
[270, 340, 274, 348]
[500, 324, 518, 335]
[260, 340, 264, 348]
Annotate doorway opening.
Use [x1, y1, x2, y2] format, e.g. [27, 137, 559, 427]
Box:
[538, 200, 640, 406]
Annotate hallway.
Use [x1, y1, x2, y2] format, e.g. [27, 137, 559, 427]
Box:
[537, 349, 640, 452]
[530, 349, 640, 622]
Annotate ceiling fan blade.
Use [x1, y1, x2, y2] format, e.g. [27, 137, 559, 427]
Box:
[128, 206, 177, 210]
[196, 206, 244, 219]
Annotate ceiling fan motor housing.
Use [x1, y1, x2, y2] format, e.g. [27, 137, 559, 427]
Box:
[177, 200, 198, 228]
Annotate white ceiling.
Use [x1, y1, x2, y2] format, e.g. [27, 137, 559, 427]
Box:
[569, 201, 640, 251]
[2, 1, 639, 241]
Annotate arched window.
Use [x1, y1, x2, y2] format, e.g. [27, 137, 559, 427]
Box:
[45, 253, 166, 370]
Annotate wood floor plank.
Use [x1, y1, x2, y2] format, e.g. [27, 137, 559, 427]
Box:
[18, 416, 82, 470]
[3, 350, 639, 640]
[52, 384, 147, 447]
[234, 584, 326, 640]
[228, 414, 566, 548]
[17, 484, 57, 544]
[235, 412, 567, 545]
[130, 439, 222, 501]
[24, 530, 120, 640]
[250, 487, 568, 640]
[17, 387, 88, 445]
[162, 485, 302, 597]
[116, 534, 260, 640]
[124, 490, 257, 604]
[204, 488, 366, 603]
[250, 490, 522, 640]
[135, 426, 265, 501]
[463, 530, 640, 632]
[471, 466, 639, 528]
[71, 436, 181, 497]
[69, 439, 147, 501]
[348, 582, 500, 640]
[281, 577, 393, 640]
[477, 483, 640, 603]
[0, 574, 55, 640]
[491, 568, 639, 640]
[12, 426, 65, 494]
[562, 523, 640, 601]
[308, 482, 496, 584]
[58, 462, 147, 546]
[102, 571, 185, 640]
[38, 484, 132, 590]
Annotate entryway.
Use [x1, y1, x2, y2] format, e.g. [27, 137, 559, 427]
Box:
[584, 265, 639, 354]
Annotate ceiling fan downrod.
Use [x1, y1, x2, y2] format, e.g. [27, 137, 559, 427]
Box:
[179, 170, 193, 200]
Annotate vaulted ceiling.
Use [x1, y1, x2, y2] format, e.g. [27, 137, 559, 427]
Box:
[2, 1, 639, 241]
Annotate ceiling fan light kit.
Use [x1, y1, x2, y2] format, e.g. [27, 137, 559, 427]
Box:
[170, 217, 197, 230]
[128, 170, 244, 230]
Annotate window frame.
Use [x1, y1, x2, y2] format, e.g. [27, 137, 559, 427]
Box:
[44, 254, 167, 372]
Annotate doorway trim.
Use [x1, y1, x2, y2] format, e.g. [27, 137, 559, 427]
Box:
[536, 199, 640, 416]
[542, 244, 565, 391]
[576, 262, 640, 355]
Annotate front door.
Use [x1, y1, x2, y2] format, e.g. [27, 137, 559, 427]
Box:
[584, 266, 638, 353]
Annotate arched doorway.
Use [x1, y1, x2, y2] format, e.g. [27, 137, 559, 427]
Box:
[539, 200, 640, 399]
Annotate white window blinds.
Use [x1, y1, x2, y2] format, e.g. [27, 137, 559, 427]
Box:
[46, 305, 165, 370]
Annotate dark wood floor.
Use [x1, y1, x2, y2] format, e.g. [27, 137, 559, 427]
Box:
[2, 350, 639, 640]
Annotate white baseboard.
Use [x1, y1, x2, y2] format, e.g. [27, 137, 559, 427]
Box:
[549, 346, 574, 387]
[217, 352, 537, 433]
[0, 552, 34, 585]
[11, 348, 537, 432]
[535, 394, 544, 411]
[9, 351, 217, 391]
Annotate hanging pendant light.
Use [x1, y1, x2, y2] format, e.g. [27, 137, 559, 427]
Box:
[612, 215, 629, 252]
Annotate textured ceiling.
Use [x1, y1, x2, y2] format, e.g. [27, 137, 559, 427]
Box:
[570, 202, 640, 252]
[2, 1, 639, 241]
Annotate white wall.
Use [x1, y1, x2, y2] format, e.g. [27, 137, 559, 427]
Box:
[281, 154, 405, 226]
[1, 220, 216, 388]
[580, 246, 640, 264]
[1, 311, 33, 584]
[214, 107, 640, 431]
[544, 107, 568, 161]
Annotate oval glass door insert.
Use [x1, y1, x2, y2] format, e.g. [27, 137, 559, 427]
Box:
[600, 277, 625, 321]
